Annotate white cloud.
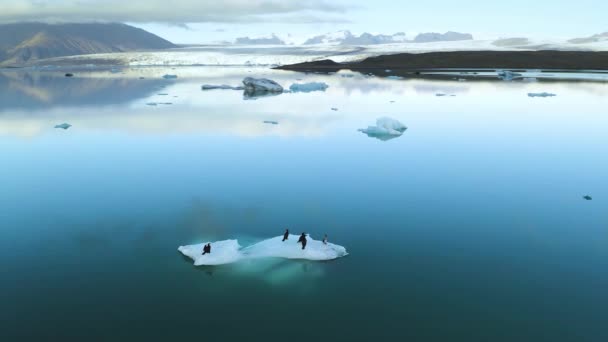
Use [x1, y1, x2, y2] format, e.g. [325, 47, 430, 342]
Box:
[0, 0, 350, 24]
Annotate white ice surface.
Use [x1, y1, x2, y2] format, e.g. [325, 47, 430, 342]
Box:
[289, 82, 329, 93]
[178, 235, 348, 266]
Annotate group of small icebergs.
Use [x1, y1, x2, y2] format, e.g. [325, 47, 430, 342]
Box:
[178, 234, 348, 266]
[201, 77, 329, 98]
[358, 117, 407, 141]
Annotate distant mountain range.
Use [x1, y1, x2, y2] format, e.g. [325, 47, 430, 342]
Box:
[234, 34, 285, 45]
[568, 32, 608, 44]
[231, 30, 473, 46]
[302, 30, 471, 45]
[0, 22, 175, 66]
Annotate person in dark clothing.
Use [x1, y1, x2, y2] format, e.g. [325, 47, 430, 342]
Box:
[298, 233, 307, 250]
[322, 234, 328, 245]
[202, 243, 211, 255]
[282, 229, 289, 242]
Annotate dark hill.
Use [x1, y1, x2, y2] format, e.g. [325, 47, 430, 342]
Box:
[0, 22, 175, 66]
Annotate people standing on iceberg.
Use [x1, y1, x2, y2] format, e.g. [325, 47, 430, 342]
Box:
[202, 243, 211, 255]
[323, 234, 328, 245]
[282, 229, 289, 241]
[298, 233, 307, 250]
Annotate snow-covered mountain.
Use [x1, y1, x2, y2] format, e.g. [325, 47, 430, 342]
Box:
[303, 31, 407, 45]
[568, 32, 608, 44]
[413, 31, 473, 43]
[234, 34, 285, 45]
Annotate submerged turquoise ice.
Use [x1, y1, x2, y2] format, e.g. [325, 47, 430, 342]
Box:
[0, 67, 607, 341]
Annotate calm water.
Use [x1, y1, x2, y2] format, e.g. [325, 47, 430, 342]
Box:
[1, 67, 607, 341]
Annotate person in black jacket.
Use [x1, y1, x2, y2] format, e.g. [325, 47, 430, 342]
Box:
[202, 243, 211, 255]
[298, 233, 307, 250]
[282, 229, 289, 241]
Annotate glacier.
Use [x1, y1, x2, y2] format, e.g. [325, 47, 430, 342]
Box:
[178, 235, 348, 266]
[359, 117, 407, 140]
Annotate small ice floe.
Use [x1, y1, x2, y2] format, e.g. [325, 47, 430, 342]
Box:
[528, 92, 556, 98]
[201, 84, 244, 90]
[289, 82, 329, 93]
[387, 76, 404, 80]
[243, 77, 284, 94]
[457, 78, 467, 82]
[497, 70, 522, 81]
[358, 117, 407, 141]
[178, 235, 348, 266]
[263, 120, 279, 125]
[331, 108, 338, 111]
[54, 123, 72, 130]
[385, 69, 392, 73]
[583, 195, 593, 201]
[162, 74, 178, 79]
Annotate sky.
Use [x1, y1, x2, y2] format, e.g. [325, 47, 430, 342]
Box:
[0, 0, 606, 44]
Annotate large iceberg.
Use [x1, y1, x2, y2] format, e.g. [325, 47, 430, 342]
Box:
[289, 82, 329, 93]
[243, 77, 284, 94]
[178, 235, 348, 266]
[359, 117, 407, 141]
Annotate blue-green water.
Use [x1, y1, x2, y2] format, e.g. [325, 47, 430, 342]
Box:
[0, 67, 607, 341]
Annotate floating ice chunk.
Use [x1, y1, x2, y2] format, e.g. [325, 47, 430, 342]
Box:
[178, 240, 242, 266]
[359, 117, 407, 141]
[497, 70, 522, 81]
[178, 235, 347, 266]
[387, 76, 404, 80]
[54, 123, 72, 130]
[201, 84, 244, 90]
[242, 235, 348, 261]
[289, 82, 329, 93]
[528, 92, 556, 98]
[162, 74, 178, 79]
[263, 120, 279, 125]
[385, 69, 392, 73]
[457, 78, 467, 82]
[243, 77, 284, 94]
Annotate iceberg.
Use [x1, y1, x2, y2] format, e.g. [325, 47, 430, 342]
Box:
[201, 84, 244, 90]
[242, 77, 284, 94]
[497, 70, 522, 81]
[359, 117, 407, 141]
[289, 82, 329, 93]
[54, 123, 72, 130]
[528, 92, 556, 97]
[178, 235, 348, 266]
